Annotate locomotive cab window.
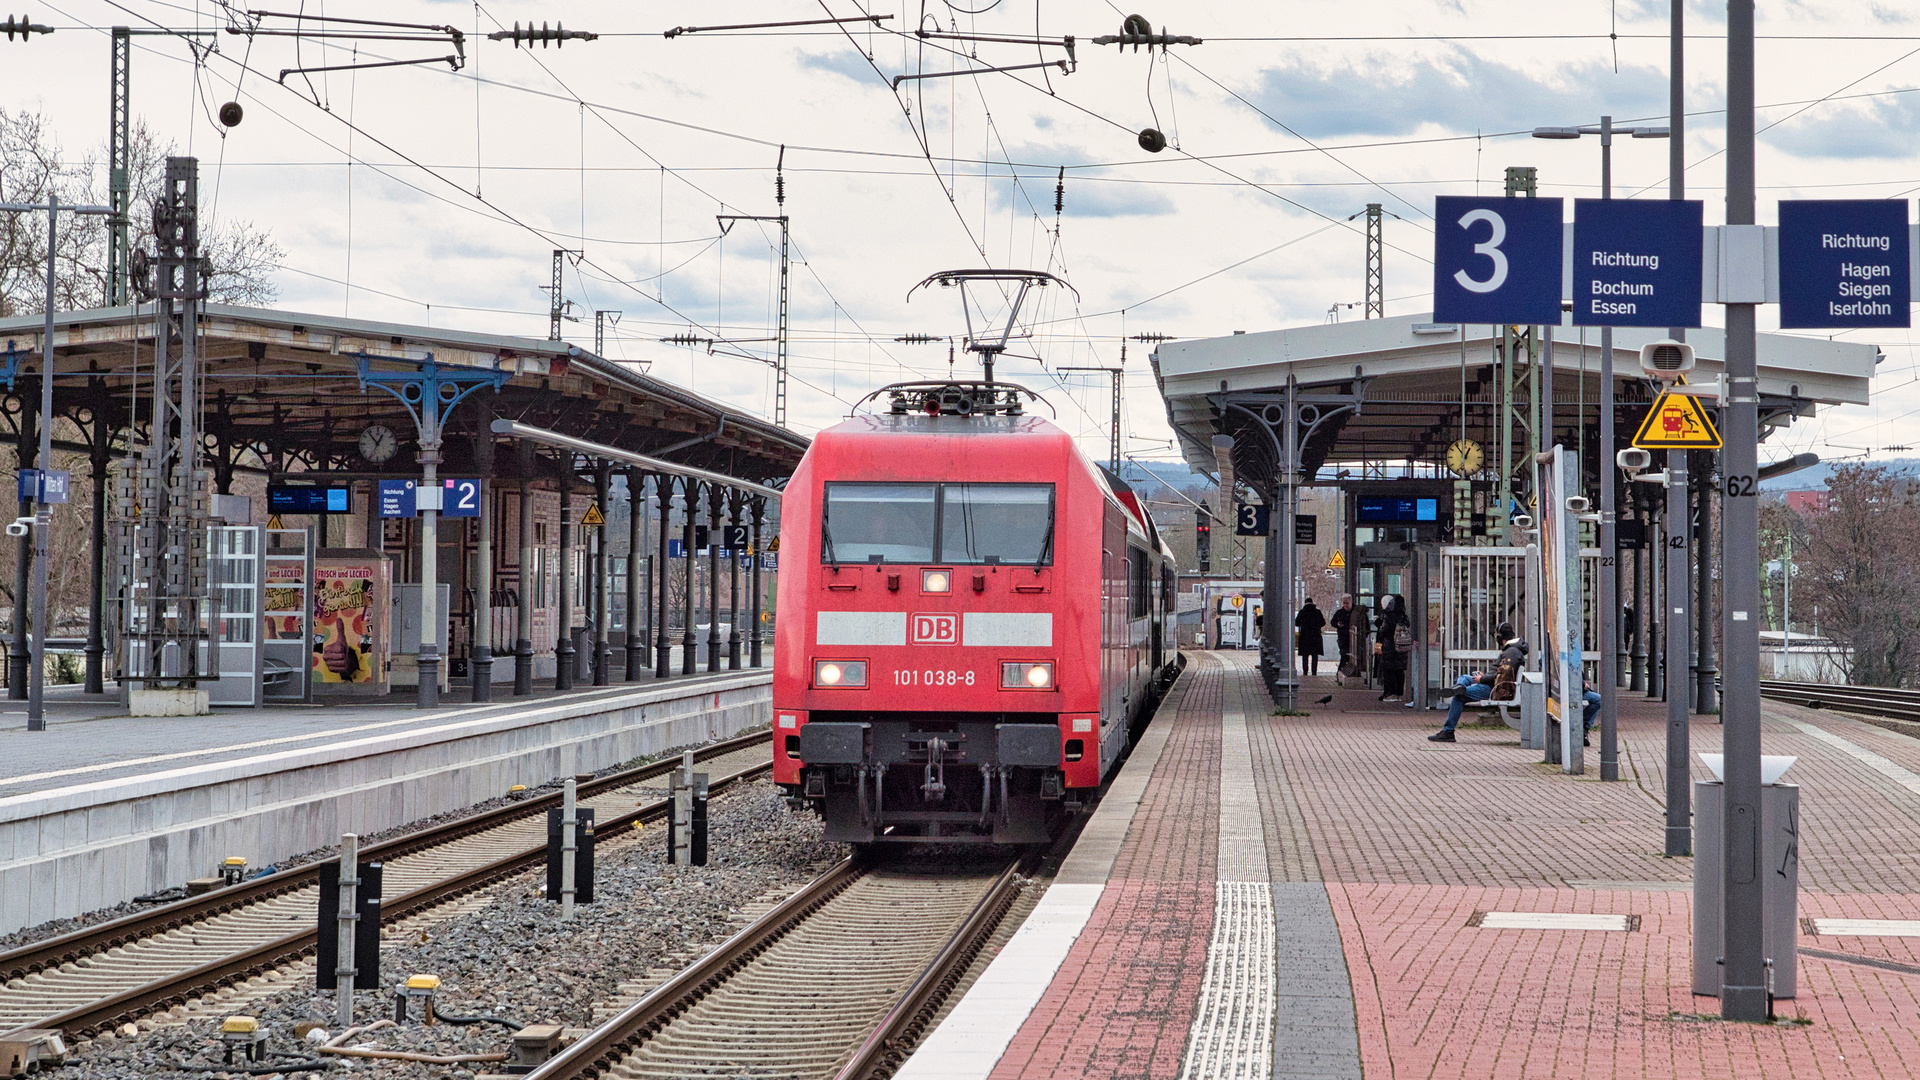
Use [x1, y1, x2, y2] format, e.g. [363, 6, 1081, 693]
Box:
[822, 482, 1054, 565]
[941, 484, 1053, 565]
[821, 483, 937, 564]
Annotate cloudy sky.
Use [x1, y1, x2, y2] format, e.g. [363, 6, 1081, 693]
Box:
[7, 0, 1920, 468]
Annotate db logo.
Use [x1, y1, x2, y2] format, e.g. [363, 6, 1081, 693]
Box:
[911, 613, 958, 645]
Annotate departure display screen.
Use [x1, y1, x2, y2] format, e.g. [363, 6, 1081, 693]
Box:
[1357, 497, 1438, 523]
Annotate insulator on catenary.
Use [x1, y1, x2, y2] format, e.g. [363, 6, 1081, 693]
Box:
[486, 21, 598, 48]
[0, 15, 53, 40]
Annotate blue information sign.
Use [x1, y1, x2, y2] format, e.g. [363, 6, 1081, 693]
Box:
[1779, 199, 1911, 329]
[668, 539, 686, 559]
[441, 478, 481, 518]
[19, 470, 68, 504]
[378, 479, 416, 518]
[1432, 196, 1565, 324]
[1571, 199, 1704, 328]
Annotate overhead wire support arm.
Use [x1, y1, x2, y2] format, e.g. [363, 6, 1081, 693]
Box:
[279, 54, 464, 82]
[664, 15, 890, 38]
[893, 59, 1071, 89]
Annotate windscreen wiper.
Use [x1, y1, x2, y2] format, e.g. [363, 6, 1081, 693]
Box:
[1034, 496, 1055, 570]
[822, 513, 841, 570]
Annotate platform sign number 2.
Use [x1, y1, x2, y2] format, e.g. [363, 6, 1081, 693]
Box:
[1431, 196, 1566, 326]
[441, 478, 481, 518]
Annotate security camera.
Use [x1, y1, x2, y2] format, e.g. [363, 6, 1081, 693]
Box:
[1639, 339, 1695, 381]
[1616, 448, 1652, 473]
[1565, 496, 1590, 514]
[1511, 514, 1533, 530]
[5, 518, 30, 538]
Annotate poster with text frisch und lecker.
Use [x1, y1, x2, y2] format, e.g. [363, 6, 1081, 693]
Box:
[312, 558, 389, 688]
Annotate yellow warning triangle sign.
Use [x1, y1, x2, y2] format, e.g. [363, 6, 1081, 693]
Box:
[1633, 389, 1723, 450]
[580, 502, 606, 527]
[1329, 550, 1346, 569]
[267, 514, 284, 529]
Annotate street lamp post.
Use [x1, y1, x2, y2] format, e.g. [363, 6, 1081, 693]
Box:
[1532, 118, 1669, 781]
[0, 195, 115, 731]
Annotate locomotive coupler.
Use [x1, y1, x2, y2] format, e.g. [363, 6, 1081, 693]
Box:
[905, 731, 968, 803]
[922, 737, 949, 800]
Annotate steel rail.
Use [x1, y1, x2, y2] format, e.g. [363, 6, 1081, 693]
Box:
[1759, 680, 1920, 723]
[0, 728, 767, 984]
[28, 758, 773, 1038]
[832, 859, 1024, 1080]
[523, 857, 865, 1080]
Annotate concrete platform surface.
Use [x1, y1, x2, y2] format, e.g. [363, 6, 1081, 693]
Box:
[0, 663, 770, 935]
[903, 653, 1920, 1079]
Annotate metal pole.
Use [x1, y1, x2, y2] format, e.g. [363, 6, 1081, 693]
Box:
[706, 484, 722, 671]
[513, 446, 534, 695]
[681, 480, 697, 676]
[1696, 458, 1718, 712]
[417, 427, 441, 709]
[560, 778, 577, 921]
[1666, 453, 1692, 856]
[471, 409, 495, 702]
[1278, 376, 1297, 710]
[85, 407, 108, 694]
[593, 463, 611, 685]
[28, 195, 56, 728]
[1782, 530, 1792, 657]
[10, 398, 30, 703]
[556, 482, 574, 690]
[656, 477, 673, 678]
[727, 493, 742, 670]
[626, 469, 645, 679]
[335, 833, 358, 1026]
[749, 497, 765, 668]
[1630, 518, 1646, 692]
[1719, 0, 1767, 1023]
[1597, 117, 1620, 781]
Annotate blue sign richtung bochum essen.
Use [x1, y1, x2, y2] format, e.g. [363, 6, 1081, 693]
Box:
[1431, 196, 1566, 324]
[1779, 199, 1911, 329]
[1571, 199, 1704, 328]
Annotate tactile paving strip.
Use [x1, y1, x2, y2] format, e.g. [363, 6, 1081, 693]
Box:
[1177, 880, 1276, 1080]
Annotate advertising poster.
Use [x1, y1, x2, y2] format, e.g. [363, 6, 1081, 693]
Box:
[312, 551, 391, 692]
[265, 560, 307, 641]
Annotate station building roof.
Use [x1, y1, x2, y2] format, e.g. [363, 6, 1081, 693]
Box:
[0, 303, 806, 484]
[1152, 312, 1879, 482]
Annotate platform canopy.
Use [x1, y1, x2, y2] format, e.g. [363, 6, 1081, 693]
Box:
[1152, 312, 1879, 486]
[0, 303, 806, 485]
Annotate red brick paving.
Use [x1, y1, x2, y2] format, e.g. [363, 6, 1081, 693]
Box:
[1295, 674, 1920, 1078]
[988, 655, 1226, 1080]
[981, 656, 1920, 1079]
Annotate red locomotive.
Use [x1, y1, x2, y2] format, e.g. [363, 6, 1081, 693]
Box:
[773, 381, 1181, 844]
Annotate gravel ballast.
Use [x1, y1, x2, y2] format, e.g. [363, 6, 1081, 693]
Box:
[60, 779, 841, 1080]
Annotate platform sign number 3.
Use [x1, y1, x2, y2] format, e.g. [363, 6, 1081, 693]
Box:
[1432, 196, 1566, 326]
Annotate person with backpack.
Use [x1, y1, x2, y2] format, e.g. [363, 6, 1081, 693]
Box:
[1430, 623, 1528, 742]
[1374, 594, 1411, 701]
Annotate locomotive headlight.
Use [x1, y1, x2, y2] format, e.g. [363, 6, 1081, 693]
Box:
[813, 659, 868, 688]
[921, 569, 952, 593]
[1001, 661, 1055, 690]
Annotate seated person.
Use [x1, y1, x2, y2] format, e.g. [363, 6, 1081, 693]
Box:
[1430, 624, 1528, 742]
[1583, 680, 1603, 743]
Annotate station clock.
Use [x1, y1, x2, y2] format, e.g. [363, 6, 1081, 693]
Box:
[1445, 438, 1484, 477]
[359, 423, 399, 464]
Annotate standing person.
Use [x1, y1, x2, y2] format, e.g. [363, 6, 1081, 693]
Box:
[1374, 594, 1410, 702]
[1294, 598, 1327, 677]
[1330, 593, 1356, 686]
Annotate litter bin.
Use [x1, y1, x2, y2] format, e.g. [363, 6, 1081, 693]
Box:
[1518, 671, 1546, 751]
[1692, 754, 1800, 998]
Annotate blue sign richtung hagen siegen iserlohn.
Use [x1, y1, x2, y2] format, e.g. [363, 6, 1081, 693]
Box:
[1431, 196, 1565, 325]
[1778, 199, 1911, 329]
[1571, 199, 1704, 328]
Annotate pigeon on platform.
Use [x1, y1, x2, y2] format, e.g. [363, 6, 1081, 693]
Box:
[1314, 694, 1334, 705]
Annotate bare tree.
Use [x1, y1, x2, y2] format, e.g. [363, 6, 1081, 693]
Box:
[0, 107, 284, 315]
[1795, 464, 1920, 686]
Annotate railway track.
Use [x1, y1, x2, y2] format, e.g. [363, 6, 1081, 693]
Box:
[528, 855, 1025, 1080]
[1759, 680, 1920, 724]
[0, 731, 774, 1038]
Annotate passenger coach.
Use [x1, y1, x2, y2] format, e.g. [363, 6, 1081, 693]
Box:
[773, 382, 1179, 844]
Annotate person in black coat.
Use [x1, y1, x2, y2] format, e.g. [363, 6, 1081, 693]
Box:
[1374, 594, 1410, 701]
[1294, 599, 1327, 676]
[1329, 593, 1359, 685]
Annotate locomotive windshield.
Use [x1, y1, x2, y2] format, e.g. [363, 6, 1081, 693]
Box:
[821, 482, 1054, 565]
